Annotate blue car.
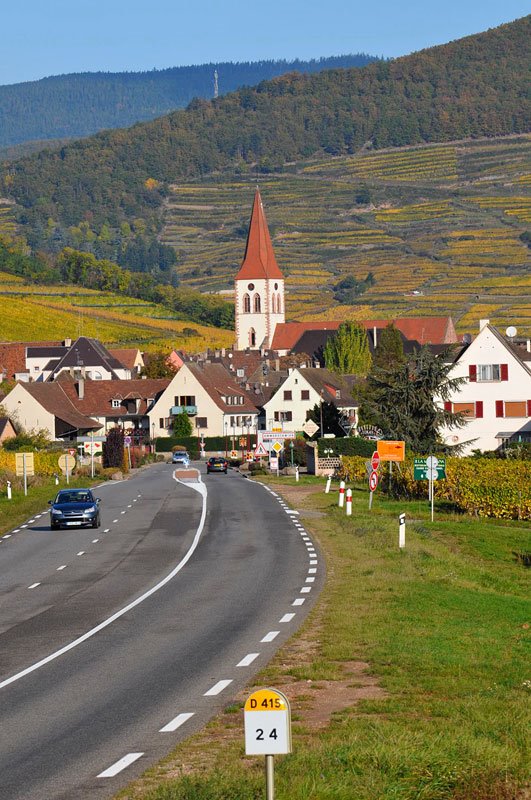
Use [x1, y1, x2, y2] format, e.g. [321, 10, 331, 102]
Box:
[49, 488, 101, 530]
[172, 451, 191, 467]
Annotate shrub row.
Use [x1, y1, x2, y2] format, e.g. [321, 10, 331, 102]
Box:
[0, 449, 67, 476]
[154, 435, 256, 457]
[317, 437, 375, 458]
[339, 456, 531, 519]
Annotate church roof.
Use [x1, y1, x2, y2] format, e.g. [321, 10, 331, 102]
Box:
[235, 190, 284, 281]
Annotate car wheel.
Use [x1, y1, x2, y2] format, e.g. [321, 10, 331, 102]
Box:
[224, 469, 227, 473]
[51, 522, 59, 530]
[92, 516, 100, 529]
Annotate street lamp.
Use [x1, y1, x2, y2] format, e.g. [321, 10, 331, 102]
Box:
[289, 440, 294, 466]
[319, 390, 324, 438]
[151, 421, 155, 454]
[224, 420, 228, 457]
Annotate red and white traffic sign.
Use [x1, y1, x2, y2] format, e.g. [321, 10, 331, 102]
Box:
[369, 470, 379, 492]
[371, 451, 380, 471]
[255, 443, 268, 457]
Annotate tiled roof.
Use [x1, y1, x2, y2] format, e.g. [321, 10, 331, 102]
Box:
[0, 340, 61, 379]
[186, 363, 259, 413]
[270, 322, 342, 351]
[59, 377, 171, 418]
[21, 382, 101, 431]
[108, 348, 143, 370]
[295, 368, 355, 405]
[235, 190, 284, 281]
[49, 337, 124, 378]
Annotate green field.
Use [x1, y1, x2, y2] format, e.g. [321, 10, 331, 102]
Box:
[116, 475, 530, 800]
[161, 135, 531, 335]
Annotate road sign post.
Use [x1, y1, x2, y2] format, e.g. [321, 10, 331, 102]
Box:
[245, 688, 292, 800]
[368, 469, 378, 509]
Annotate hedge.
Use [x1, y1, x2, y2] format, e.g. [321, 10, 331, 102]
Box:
[317, 437, 374, 458]
[339, 455, 531, 520]
[0, 449, 69, 476]
[154, 435, 256, 457]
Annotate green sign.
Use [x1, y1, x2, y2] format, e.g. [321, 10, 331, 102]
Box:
[414, 457, 446, 481]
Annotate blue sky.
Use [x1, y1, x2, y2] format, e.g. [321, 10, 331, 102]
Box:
[1, 1, 528, 85]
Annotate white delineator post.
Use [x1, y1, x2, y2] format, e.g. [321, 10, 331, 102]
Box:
[325, 475, 332, 494]
[399, 512, 406, 548]
[338, 480, 345, 508]
[345, 488, 352, 516]
[6, 481, 12, 500]
[295, 465, 299, 482]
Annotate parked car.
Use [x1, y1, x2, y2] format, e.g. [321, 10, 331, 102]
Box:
[207, 457, 228, 474]
[48, 489, 101, 530]
[172, 450, 191, 466]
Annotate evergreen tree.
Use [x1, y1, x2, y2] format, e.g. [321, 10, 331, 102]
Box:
[307, 401, 345, 438]
[141, 352, 176, 378]
[173, 411, 193, 437]
[324, 321, 372, 376]
[103, 427, 124, 468]
[363, 346, 467, 453]
[373, 324, 405, 370]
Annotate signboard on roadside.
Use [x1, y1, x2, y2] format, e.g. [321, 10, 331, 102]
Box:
[371, 451, 380, 470]
[377, 440, 405, 462]
[302, 419, 319, 437]
[263, 431, 295, 441]
[414, 457, 446, 480]
[255, 443, 268, 457]
[15, 452, 34, 477]
[272, 441, 283, 454]
[244, 689, 292, 755]
[58, 453, 76, 475]
[369, 470, 379, 492]
[269, 456, 279, 471]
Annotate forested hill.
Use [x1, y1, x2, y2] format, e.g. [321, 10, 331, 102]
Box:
[0, 55, 378, 148]
[2, 16, 529, 246]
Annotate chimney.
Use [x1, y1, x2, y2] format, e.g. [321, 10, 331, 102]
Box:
[221, 348, 226, 357]
[527, 340, 530, 353]
[77, 378, 84, 400]
[275, 358, 280, 372]
[479, 318, 490, 330]
[373, 327, 377, 347]
[64, 338, 72, 347]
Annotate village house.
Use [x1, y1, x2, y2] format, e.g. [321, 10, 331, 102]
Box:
[440, 321, 531, 454]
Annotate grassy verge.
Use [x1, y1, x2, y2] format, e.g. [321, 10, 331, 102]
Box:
[0, 475, 106, 537]
[116, 477, 530, 800]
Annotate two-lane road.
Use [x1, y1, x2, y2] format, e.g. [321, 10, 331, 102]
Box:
[0, 464, 323, 799]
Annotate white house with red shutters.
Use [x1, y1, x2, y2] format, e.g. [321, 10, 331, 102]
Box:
[440, 321, 531, 454]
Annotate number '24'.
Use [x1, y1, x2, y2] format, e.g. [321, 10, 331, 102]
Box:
[256, 728, 278, 740]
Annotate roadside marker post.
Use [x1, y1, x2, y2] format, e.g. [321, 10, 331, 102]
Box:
[399, 513, 406, 549]
[338, 480, 345, 508]
[325, 475, 331, 494]
[345, 488, 352, 516]
[244, 688, 292, 800]
[295, 465, 299, 482]
[6, 480, 11, 500]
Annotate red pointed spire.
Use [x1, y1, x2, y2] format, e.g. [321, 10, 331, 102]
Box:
[235, 190, 284, 280]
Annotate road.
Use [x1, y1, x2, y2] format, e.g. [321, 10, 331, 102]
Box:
[0, 463, 322, 799]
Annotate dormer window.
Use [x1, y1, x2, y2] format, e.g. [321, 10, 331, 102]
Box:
[111, 399, 121, 408]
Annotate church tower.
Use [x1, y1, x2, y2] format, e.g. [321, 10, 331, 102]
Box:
[235, 190, 285, 351]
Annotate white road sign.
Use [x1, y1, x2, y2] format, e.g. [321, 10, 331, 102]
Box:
[426, 456, 439, 469]
[302, 419, 319, 437]
[244, 689, 292, 755]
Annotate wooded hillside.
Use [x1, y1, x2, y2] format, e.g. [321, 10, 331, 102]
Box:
[0, 55, 378, 148]
[1, 17, 529, 255]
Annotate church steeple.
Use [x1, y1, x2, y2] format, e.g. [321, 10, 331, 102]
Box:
[235, 190, 284, 281]
[235, 190, 285, 351]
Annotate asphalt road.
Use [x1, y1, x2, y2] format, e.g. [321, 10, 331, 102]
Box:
[0, 463, 323, 799]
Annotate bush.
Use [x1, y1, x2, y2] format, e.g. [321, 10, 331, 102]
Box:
[103, 427, 124, 468]
[317, 437, 374, 458]
[2, 429, 51, 451]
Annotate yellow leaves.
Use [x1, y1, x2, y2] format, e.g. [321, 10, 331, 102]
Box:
[144, 178, 161, 191]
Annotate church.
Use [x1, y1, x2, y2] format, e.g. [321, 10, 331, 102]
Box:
[234, 189, 458, 356]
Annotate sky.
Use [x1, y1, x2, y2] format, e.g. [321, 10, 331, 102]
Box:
[1, 0, 529, 85]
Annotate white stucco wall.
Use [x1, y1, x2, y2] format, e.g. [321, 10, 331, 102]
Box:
[235, 277, 284, 350]
[1, 384, 56, 438]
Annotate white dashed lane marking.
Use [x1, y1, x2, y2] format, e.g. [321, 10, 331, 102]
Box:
[92, 539, 99, 543]
[308, 568, 317, 574]
[237, 653, 259, 667]
[77, 551, 85, 556]
[104, 528, 110, 533]
[279, 613, 295, 623]
[293, 598, 305, 606]
[57, 565, 67, 571]
[261, 631, 279, 643]
[113, 519, 118, 523]
[28, 583, 40, 589]
[160, 712, 195, 733]
[204, 680, 233, 696]
[300, 587, 311, 593]
[3, 534, 11, 539]
[306, 577, 315, 583]
[97, 753, 144, 778]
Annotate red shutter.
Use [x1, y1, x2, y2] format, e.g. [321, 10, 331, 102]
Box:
[475, 401, 483, 418]
[444, 401, 452, 412]
[468, 364, 477, 382]
[527, 400, 531, 417]
[495, 400, 504, 418]
[500, 363, 508, 381]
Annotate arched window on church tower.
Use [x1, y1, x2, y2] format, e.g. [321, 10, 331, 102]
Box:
[276, 294, 282, 314]
[253, 293, 261, 313]
[249, 328, 256, 347]
[243, 293, 250, 313]
[271, 294, 276, 314]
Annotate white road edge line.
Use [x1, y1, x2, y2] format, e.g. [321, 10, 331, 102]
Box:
[56, 565, 67, 571]
[160, 712, 195, 733]
[293, 598, 305, 606]
[237, 653, 259, 667]
[204, 679, 232, 696]
[98, 752, 144, 778]
[28, 582, 40, 589]
[0, 470, 207, 691]
[279, 613, 295, 623]
[261, 631, 280, 642]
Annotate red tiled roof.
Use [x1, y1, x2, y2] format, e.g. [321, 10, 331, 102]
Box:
[108, 348, 143, 370]
[59, 378, 170, 418]
[271, 316, 457, 351]
[21, 382, 100, 430]
[235, 190, 284, 281]
[186, 363, 259, 414]
[0, 340, 61, 380]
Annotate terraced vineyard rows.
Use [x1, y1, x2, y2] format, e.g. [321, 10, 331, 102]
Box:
[162, 135, 531, 335]
[0, 272, 232, 351]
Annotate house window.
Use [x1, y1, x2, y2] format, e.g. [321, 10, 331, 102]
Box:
[497, 400, 528, 418]
[249, 328, 256, 347]
[274, 411, 292, 422]
[470, 364, 508, 382]
[159, 418, 164, 428]
[112, 399, 121, 408]
[301, 390, 310, 400]
[237, 368, 244, 377]
[196, 417, 207, 428]
[453, 402, 477, 418]
[33, 366, 40, 372]
[243, 293, 251, 313]
[283, 390, 292, 401]
[147, 398, 154, 406]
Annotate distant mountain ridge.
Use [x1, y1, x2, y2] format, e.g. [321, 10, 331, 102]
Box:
[0, 55, 379, 148]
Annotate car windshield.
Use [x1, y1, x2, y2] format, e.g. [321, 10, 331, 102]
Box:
[174, 452, 189, 458]
[210, 458, 225, 464]
[55, 490, 93, 504]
